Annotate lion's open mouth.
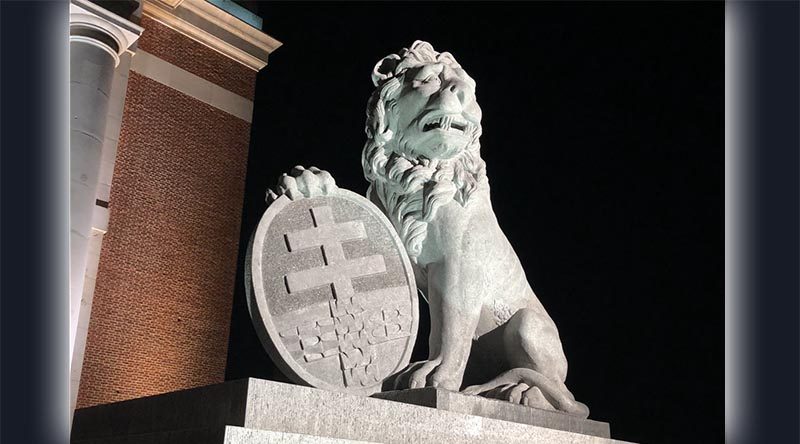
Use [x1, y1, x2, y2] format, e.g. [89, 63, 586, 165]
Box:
[422, 115, 471, 134]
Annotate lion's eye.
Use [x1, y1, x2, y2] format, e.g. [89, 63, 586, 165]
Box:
[412, 73, 441, 88]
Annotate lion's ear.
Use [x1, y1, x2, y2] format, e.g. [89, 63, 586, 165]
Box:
[410, 40, 435, 53]
[372, 54, 400, 87]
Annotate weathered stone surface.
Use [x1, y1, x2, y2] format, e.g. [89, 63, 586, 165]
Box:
[373, 387, 610, 438]
[72, 379, 635, 444]
[246, 188, 419, 395]
[223, 426, 375, 444]
[73, 426, 373, 444]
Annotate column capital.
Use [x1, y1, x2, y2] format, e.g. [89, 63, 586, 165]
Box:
[70, 0, 144, 66]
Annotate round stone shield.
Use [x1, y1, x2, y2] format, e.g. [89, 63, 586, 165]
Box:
[246, 189, 419, 395]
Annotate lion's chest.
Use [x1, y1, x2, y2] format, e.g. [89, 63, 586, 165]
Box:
[425, 199, 513, 268]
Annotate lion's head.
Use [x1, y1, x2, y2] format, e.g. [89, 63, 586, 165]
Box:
[361, 41, 488, 261]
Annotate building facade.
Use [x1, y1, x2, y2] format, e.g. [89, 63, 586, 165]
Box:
[69, 0, 280, 416]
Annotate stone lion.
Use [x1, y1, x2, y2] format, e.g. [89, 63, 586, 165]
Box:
[271, 41, 589, 418]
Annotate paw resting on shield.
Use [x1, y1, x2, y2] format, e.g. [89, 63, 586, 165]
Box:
[267, 166, 337, 203]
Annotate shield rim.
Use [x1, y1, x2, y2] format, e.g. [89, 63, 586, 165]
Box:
[246, 189, 419, 395]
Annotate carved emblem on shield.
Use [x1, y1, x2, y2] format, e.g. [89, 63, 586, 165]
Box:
[246, 189, 419, 395]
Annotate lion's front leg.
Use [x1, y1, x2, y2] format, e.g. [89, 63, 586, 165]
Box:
[394, 259, 483, 391]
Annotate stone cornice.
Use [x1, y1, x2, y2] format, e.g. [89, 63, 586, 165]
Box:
[142, 0, 282, 71]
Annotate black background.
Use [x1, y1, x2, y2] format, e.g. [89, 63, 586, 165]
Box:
[5, 2, 800, 444]
[225, 3, 723, 443]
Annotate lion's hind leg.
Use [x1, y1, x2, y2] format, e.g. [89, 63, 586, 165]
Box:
[462, 308, 590, 418]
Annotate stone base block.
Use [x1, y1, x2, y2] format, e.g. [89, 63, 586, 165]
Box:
[374, 387, 611, 438]
[70, 426, 372, 444]
[72, 378, 633, 444]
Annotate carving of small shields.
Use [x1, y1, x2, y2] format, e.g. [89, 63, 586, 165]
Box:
[245, 189, 419, 395]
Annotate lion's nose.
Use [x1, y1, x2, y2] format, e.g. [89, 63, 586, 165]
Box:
[438, 81, 470, 112]
[447, 82, 468, 105]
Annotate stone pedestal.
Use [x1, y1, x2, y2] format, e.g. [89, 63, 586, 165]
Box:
[374, 387, 611, 438]
[72, 378, 633, 444]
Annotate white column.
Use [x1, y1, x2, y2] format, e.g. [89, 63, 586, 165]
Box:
[69, 0, 141, 419]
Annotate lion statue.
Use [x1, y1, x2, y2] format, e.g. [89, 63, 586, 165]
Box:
[270, 41, 589, 418]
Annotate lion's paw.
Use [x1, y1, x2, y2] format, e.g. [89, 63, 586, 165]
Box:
[463, 382, 556, 410]
[461, 368, 590, 418]
[267, 166, 337, 203]
[390, 358, 462, 391]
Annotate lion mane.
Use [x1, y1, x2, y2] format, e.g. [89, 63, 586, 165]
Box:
[361, 41, 488, 261]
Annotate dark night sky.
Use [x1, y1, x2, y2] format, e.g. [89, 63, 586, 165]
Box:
[225, 3, 723, 443]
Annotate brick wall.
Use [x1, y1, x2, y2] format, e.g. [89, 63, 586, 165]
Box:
[76, 64, 252, 406]
[138, 16, 257, 98]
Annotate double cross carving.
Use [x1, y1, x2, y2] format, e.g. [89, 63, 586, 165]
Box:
[284, 206, 385, 299]
[280, 205, 407, 387]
